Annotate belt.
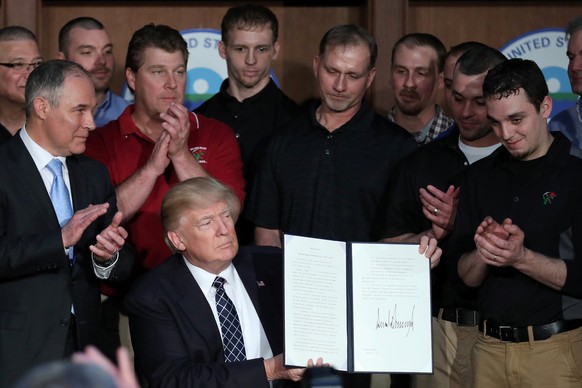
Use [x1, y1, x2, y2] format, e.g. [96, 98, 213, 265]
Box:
[433, 307, 479, 326]
[479, 319, 582, 343]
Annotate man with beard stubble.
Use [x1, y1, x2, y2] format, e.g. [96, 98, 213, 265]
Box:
[58, 17, 129, 128]
[389, 33, 454, 146]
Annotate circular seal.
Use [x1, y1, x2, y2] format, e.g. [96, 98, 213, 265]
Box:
[500, 28, 576, 118]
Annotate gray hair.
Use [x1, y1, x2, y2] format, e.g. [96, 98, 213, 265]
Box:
[25, 60, 88, 118]
[0, 26, 37, 43]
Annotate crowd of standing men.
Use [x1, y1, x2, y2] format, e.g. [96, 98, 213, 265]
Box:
[0, 4, 582, 388]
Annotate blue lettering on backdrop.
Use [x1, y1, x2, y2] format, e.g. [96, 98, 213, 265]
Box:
[203, 37, 219, 49]
[500, 28, 575, 119]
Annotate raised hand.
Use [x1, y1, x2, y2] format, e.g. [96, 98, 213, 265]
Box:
[90, 211, 128, 262]
[61, 203, 110, 249]
[160, 103, 191, 160]
[420, 185, 460, 240]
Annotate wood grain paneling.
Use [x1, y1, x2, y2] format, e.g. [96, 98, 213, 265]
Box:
[1, 0, 579, 112]
[38, 2, 363, 105]
[408, 1, 579, 51]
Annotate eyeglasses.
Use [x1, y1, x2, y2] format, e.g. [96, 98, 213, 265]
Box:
[0, 61, 43, 73]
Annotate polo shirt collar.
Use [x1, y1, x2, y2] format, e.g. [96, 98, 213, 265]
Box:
[309, 99, 374, 133]
[494, 131, 570, 170]
[117, 104, 152, 141]
[96, 89, 113, 111]
[218, 78, 279, 107]
[437, 124, 461, 151]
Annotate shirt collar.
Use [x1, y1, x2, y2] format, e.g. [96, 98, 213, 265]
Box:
[310, 99, 374, 133]
[219, 78, 278, 107]
[117, 104, 146, 138]
[20, 124, 67, 172]
[494, 131, 570, 170]
[183, 256, 236, 294]
[96, 89, 113, 111]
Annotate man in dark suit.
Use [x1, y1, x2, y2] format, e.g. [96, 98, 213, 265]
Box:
[0, 60, 133, 387]
[125, 177, 313, 387]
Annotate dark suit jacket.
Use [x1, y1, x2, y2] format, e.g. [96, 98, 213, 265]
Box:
[0, 134, 133, 387]
[125, 246, 293, 388]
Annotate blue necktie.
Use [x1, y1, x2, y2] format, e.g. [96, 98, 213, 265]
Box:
[46, 159, 75, 265]
[213, 276, 246, 362]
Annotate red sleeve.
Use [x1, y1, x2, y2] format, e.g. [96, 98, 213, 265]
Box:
[194, 114, 246, 205]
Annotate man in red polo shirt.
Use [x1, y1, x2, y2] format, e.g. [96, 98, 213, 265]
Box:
[84, 23, 244, 359]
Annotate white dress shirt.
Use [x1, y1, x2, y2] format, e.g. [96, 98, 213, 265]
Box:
[184, 257, 274, 361]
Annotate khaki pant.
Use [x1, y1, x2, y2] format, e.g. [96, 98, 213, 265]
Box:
[412, 315, 478, 388]
[473, 325, 582, 387]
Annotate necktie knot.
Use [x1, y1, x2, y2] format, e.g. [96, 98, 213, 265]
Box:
[213, 276, 227, 290]
[47, 159, 64, 178]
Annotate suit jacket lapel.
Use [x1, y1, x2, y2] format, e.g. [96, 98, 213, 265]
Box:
[173, 257, 224, 358]
[7, 136, 59, 228]
[66, 156, 84, 212]
[234, 247, 284, 355]
[235, 250, 261, 312]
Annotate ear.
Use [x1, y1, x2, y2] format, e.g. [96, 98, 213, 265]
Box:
[218, 41, 227, 60]
[313, 55, 320, 78]
[437, 70, 445, 90]
[366, 67, 377, 89]
[540, 95, 553, 120]
[126, 67, 136, 91]
[272, 41, 280, 61]
[33, 96, 49, 120]
[167, 231, 185, 252]
[56, 51, 66, 60]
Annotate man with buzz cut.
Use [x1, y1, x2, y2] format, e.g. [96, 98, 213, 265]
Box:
[58, 16, 129, 128]
[195, 4, 300, 244]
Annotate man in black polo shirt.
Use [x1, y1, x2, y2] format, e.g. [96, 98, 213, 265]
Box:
[453, 58, 582, 387]
[376, 45, 505, 388]
[247, 24, 416, 245]
[195, 4, 300, 244]
[247, 24, 422, 388]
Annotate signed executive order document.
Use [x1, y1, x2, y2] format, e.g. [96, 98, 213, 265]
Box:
[284, 234, 432, 374]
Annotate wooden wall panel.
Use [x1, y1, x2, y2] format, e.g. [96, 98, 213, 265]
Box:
[4, 0, 38, 32]
[282, 5, 364, 105]
[368, 0, 407, 114]
[408, 1, 579, 51]
[6, 0, 579, 111]
[39, 2, 363, 105]
[406, 1, 580, 111]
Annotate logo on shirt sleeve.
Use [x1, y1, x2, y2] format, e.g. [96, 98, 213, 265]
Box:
[190, 146, 207, 164]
